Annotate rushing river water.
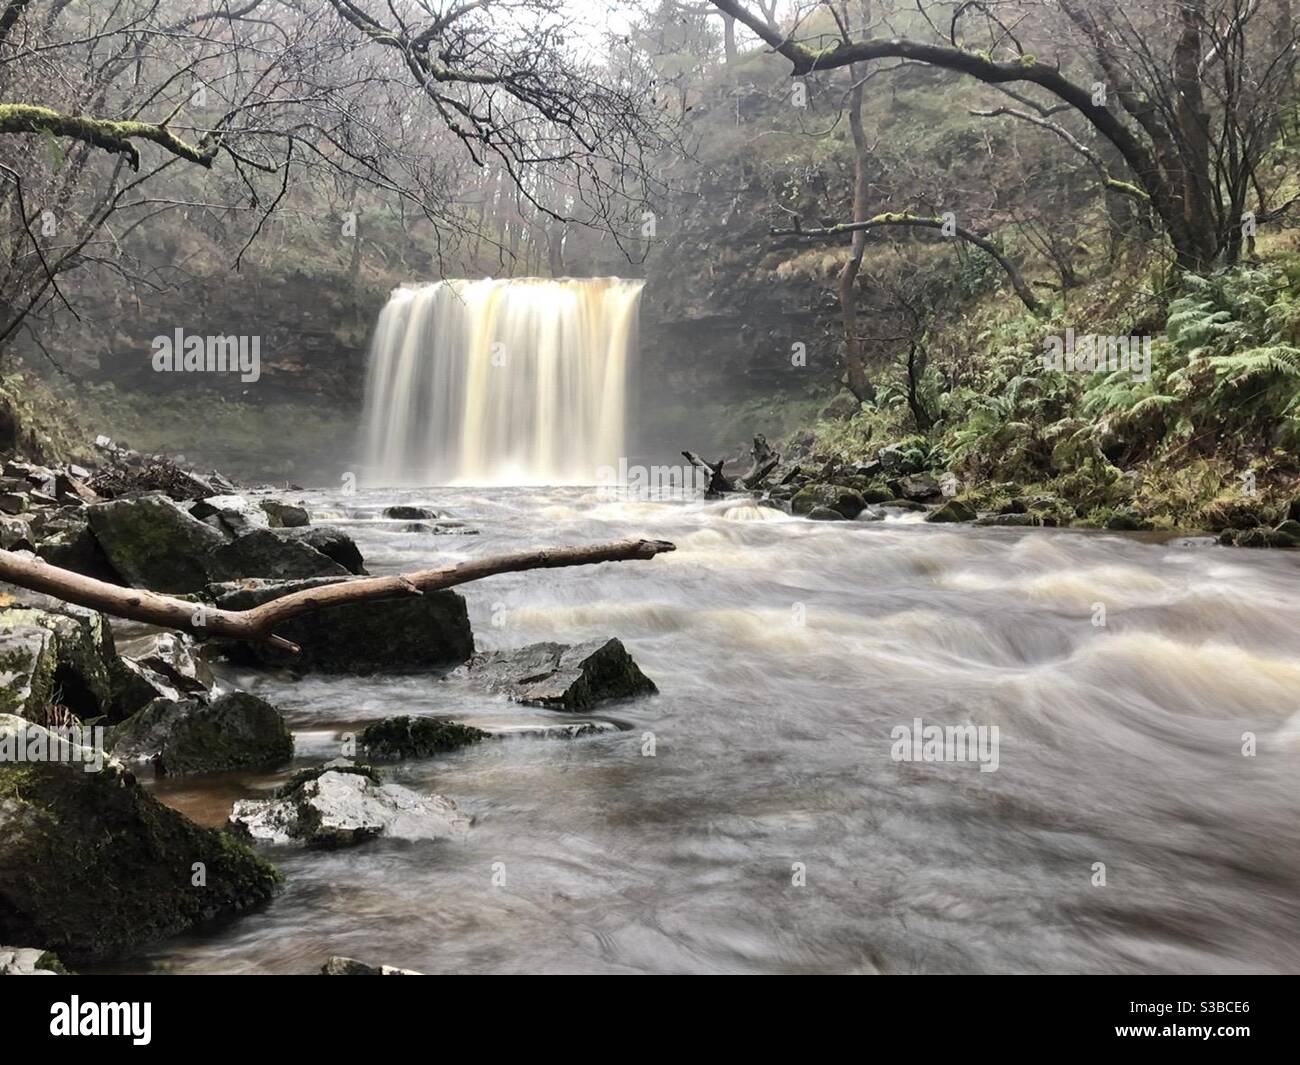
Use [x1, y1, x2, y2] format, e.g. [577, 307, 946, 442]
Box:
[117, 487, 1300, 974]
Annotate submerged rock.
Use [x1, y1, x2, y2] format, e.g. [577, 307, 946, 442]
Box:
[228, 764, 469, 847]
[210, 577, 474, 673]
[111, 692, 294, 776]
[359, 716, 486, 761]
[87, 492, 225, 592]
[0, 716, 281, 963]
[0, 946, 70, 975]
[805, 505, 847, 521]
[321, 955, 423, 975]
[459, 638, 656, 711]
[383, 505, 438, 520]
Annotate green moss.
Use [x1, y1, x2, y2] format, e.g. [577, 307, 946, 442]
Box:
[359, 716, 486, 762]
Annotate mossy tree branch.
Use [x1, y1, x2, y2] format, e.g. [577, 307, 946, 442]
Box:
[0, 104, 218, 171]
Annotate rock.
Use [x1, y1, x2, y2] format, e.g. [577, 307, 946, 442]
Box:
[0, 516, 32, 551]
[0, 716, 281, 963]
[1199, 494, 1276, 532]
[189, 494, 270, 535]
[116, 631, 213, 696]
[1105, 508, 1153, 531]
[806, 505, 847, 521]
[110, 692, 294, 776]
[877, 444, 924, 474]
[1272, 519, 1300, 546]
[259, 499, 310, 528]
[882, 498, 927, 511]
[0, 946, 70, 975]
[228, 764, 469, 847]
[210, 577, 474, 673]
[469, 714, 621, 740]
[204, 528, 350, 582]
[321, 955, 423, 975]
[107, 656, 189, 720]
[458, 638, 655, 711]
[271, 526, 366, 574]
[54, 473, 98, 506]
[925, 498, 978, 523]
[87, 492, 226, 592]
[383, 505, 438, 520]
[359, 716, 486, 761]
[1234, 527, 1296, 549]
[975, 512, 1040, 527]
[0, 492, 28, 514]
[855, 505, 886, 522]
[34, 521, 120, 583]
[894, 473, 943, 502]
[0, 590, 116, 723]
[790, 483, 866, 519]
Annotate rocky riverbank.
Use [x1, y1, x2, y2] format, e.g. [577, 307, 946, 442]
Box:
[0, 443, 662, 971]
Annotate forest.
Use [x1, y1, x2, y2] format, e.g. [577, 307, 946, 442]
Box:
[0, 0, 1298, 992]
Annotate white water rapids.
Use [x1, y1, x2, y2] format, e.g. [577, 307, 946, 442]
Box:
[359, 278, 643, 486]
[118, 489, 1300, 974]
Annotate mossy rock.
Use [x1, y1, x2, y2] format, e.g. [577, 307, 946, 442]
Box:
[1198, 493, 1279, 532]
[110, 692, 294, 776]
[925, 498, 978, 523]
[87, 492, 225, 592]
[0, 716, 281, 963]
[0, 592, 117, 722]
[359, 716, 487, 762]
[1104, 508, 1154, 531]
[790, 483, 866, 519]
[806, 505, 847, 521]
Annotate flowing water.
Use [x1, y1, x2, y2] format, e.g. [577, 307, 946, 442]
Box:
[118, 488, 1300, 975]
[359, 279, 643, 486]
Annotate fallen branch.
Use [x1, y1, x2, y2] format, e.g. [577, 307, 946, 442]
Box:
[0, 538, 676, 653]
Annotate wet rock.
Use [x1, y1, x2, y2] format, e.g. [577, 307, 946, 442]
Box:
[1271, 519, 1300, 546]
[271, 526, 366, 574]
[790, 483, 866, 519]
[975, 512, 1039, 527]
[1199, 494, 1277, 532]
[204, 528, 349, 582]
[855, 505, 886, 522]
[469, 714, 621, 740]
[34, 521, 120, 583]
[359, 716, 486, 761]
[459, 638, 655, 711]
[111, 692, 294, 776]
[925, 498, 978, 523]
[107, 656, 190, 721]
[190, 494, 270, 535]
[1104, 508, 1153, 531]
[0, 515, 33, 551]
[259, 499, 310, 528]
[0, 590, 116, 724]
[383, 505, 438, 520]
[893, 473, 943, 502]
[87, 492, 225, 592]
[0, 492, 28, 514]
[116, 631, 213, 696]
[1234, 526, 1296, 549]
[806, 505, 847, 521]
[228, 764, 469, 847]
[321, 955, 423, 975]
[0, 716, 281, 963]
[0, 946, 70, 975]
[210, 577, 474, 673]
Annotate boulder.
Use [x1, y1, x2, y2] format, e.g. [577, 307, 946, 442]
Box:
[0, 590, 116, 724]
[359, 716, 487, 761]
[321, 955, 423, 975]
[790, 484, 866, 519]
[259, 500, 311, 528]
[271, 526, 366, 574]
[0, 946, 70, 975]
[189, 494, 270, 535]
[228, 764, 469, 847]
[34, 521, 120, 583]
[0, 716, 281, 963]
[87, 492, 225, 592]
[0, 516, 32, 551]
[1105, 508, 1153, 531]
[458, 638, 656, 711]
[210, 577, 474, 673]
[115, 631, 213, 696]
[975, 512, 1039, 527]
[110, 692, 294, 776]
[806, 505, 847, 521]
[383, 505, 438, 520]
[925, 498, 978, 523]
[894, 473, 943, 502]
[204, 528, 349, 582]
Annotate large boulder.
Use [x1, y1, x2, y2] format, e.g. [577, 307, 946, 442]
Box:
[228, 763, 469, 847]
[458, 638, 656, 711]
[272, 526, 366, 574]
[790, 484, 866, 519]
[383, 505, 438, 520]
[87, 492, 226, 592]
[359, 716, 486, 762]
[0, 589, 116, 724]
[110, 692, 294, 776]
[0, 716, 281, 963]
[34, 520, 120, 583]
[210, 577, 474, 673]
[204, 528, 350, 582]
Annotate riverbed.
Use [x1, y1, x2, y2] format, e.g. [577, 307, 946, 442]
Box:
[115, 487, 1300, 974]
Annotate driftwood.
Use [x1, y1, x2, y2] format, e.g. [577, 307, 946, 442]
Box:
[683, 434, 781, 497]
[0, 538, 676, 654]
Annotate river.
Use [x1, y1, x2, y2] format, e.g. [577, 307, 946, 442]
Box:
[114, 486, 1300, 974]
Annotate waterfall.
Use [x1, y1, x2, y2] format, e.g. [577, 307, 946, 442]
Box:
[359, 278, 644, 486]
